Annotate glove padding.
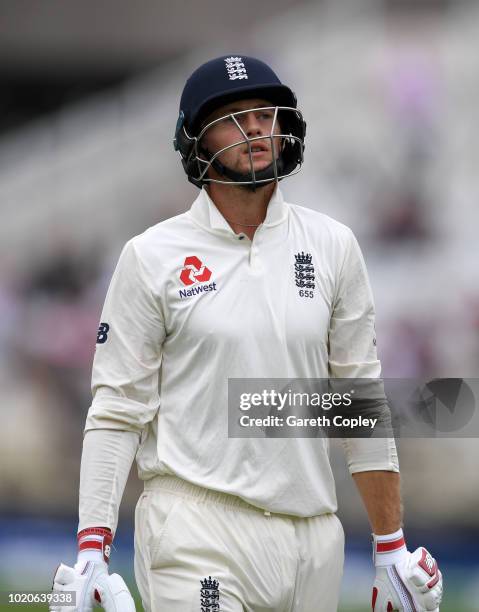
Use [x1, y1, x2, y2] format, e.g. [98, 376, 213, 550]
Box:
[373, 547, 443, 611]
[50, 561, 136, 612]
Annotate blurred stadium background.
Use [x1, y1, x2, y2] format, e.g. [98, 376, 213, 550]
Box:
[0, 0, 478, 610]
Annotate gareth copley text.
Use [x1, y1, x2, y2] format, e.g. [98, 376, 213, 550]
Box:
[239, 414, 378, 429]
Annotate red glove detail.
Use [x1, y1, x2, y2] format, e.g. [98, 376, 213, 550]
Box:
[77, 527, 112, 564]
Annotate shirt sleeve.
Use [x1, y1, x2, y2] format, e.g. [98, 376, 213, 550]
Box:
[78, 429, 139, 533]
[340, 436, 399, 474]
[329, 228, 399, 474]
[85, 239, 165, 433]
[328, 228, 380, 378]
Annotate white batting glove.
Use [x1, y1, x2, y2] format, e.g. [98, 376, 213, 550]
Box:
[50, 561, 135, 611]
[372, 529, 443, 612]
[50, 527, 135, 612]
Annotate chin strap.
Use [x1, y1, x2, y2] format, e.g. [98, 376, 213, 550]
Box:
[199, 145, 283, 191]
[212, 156, 284, 191]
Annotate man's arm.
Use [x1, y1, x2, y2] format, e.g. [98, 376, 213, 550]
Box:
[51, 430, 139, 612]
[329, 229, 401, 485]
[352, 469, 402, 534]
[328, 229, 442, 610]
[81, 240, 165, 529]
[51, 240, 165, 611]
[78, 429, 139, 533]
[351, 467, 444, 611]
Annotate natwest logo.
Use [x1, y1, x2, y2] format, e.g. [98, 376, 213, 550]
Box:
[179, 255, 212, 286]
[178, 255, 217, 300]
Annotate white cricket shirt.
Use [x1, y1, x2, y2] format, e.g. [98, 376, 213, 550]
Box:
[85, 186, 397, 517]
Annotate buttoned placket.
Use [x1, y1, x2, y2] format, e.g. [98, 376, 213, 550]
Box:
[227, 224, 263, 271]
[249, 225, 263, 270]
[230, 226, 264, 270]
[188, 187, 287, 274]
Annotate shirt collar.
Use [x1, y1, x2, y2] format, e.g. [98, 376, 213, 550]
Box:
[188, 185, 288, 234]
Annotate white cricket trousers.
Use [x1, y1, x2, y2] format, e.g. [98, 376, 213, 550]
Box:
[134, 476, 344, 612]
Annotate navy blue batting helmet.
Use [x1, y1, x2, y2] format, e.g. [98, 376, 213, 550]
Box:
[174, 55, 306, 189]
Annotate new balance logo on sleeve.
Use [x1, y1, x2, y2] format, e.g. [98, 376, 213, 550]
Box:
[96, 322, 110, 344]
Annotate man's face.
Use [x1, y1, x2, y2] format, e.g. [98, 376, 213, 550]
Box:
[200, 98, 283, 176]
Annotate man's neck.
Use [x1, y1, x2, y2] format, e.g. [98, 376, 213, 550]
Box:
[206, 181, 276, 240]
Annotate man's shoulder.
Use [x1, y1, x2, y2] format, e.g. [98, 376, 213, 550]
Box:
[116, 211, 196, 276]
[134, 211, 192, 244]
[287, 202, 353, 241]
[127, 211, 195, 256]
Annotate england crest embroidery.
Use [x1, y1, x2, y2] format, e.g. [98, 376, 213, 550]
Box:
[224, 56, 248, 80]
[294, 251, 315, 298]
[201, 576, 220, 611]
